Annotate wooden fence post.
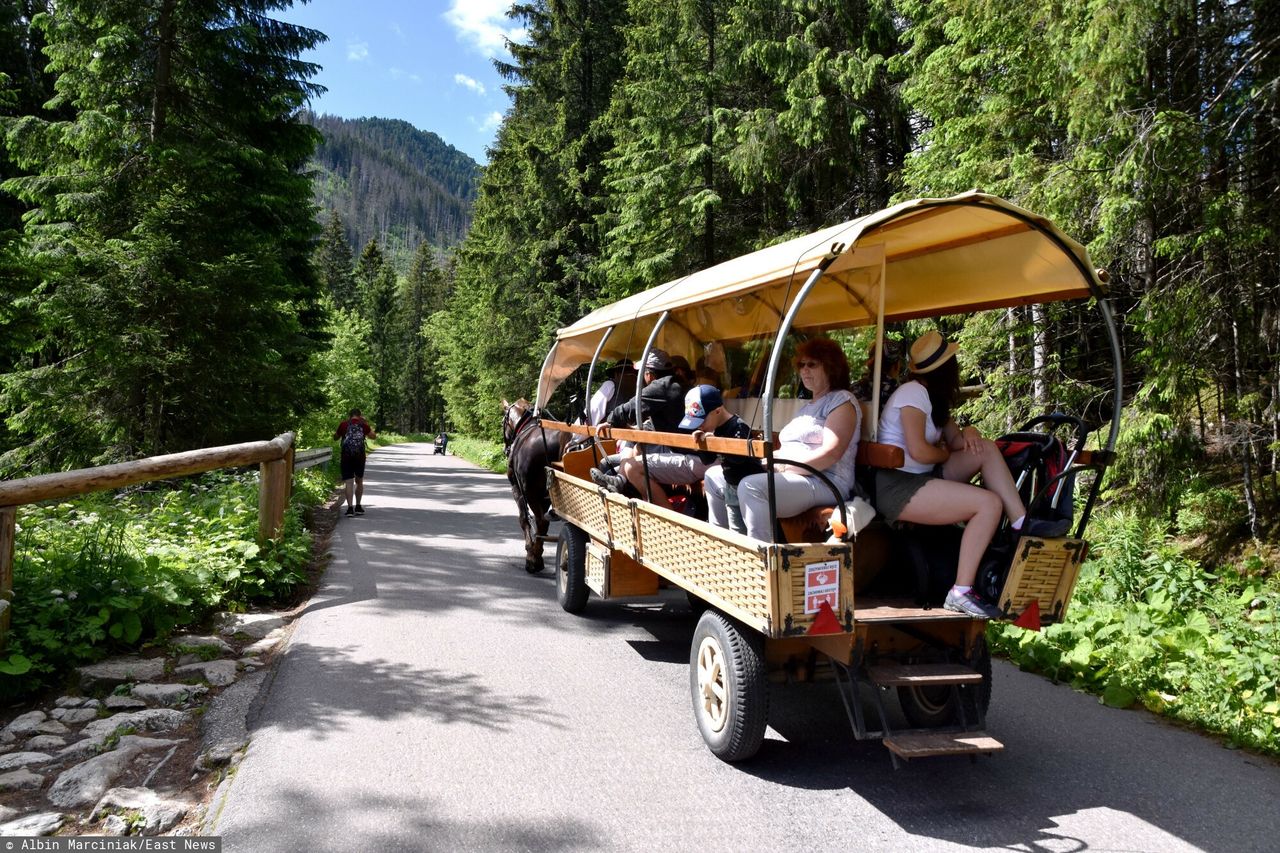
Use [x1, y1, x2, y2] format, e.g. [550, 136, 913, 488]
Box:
[257, 458, 291, 544]
[0, 507, 15, 651]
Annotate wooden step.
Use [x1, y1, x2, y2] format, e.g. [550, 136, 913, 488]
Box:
[884, 731, 1004, 759]
[866, 662, 983, 687]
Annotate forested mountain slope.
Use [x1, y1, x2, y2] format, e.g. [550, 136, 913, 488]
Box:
[305, 113, 480, 260]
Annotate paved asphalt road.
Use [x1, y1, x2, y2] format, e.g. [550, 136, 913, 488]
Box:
[209, 443, 1280, 852]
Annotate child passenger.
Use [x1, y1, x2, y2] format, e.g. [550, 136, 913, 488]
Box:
[680, 385, 762, 534]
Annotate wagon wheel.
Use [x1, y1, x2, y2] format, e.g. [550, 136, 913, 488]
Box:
[689, 611, 768, 762]
[555, 524, 590, 613]
[897, 678, 956, 729]
[897, 638, 993, 728]
[958, 636, 993, 721]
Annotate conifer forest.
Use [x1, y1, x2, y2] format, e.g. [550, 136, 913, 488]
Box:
[0, 2, 1278, 748]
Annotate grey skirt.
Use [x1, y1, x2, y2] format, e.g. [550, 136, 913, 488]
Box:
[874, 466, 940, 523]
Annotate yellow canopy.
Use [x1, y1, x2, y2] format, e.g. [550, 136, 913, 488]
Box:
[539, 192, 1104, 402]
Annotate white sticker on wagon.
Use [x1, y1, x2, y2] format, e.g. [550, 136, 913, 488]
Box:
[804, 560, 840, 614]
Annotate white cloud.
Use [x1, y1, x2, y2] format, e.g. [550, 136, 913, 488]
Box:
[444, 1, 526, 57]
[390, 68, 423, 84]
[473, 111, 503, 132]
[347, 41, 369, 62]
[453, 74, 486, 96]
[389, 22, 404, 41]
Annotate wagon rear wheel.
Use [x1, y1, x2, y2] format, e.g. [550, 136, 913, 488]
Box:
[556, 524, 590, 613]
[689, 611, 768, 762]
[898, 638, 993, 728]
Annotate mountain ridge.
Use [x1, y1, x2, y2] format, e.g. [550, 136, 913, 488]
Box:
[304, 112, 481, 262]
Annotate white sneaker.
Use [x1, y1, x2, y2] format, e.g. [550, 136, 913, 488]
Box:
[943, 588, 1003, 619]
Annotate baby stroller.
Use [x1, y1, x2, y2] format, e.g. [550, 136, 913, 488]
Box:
[976, 413, 1089, 603]
[433, 432, 449, 455]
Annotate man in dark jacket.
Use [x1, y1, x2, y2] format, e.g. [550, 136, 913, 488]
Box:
[593, 348, 696, 501]
[604, 348, 685, 432]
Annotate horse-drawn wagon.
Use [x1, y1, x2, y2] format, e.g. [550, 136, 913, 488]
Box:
[528, 192, 1122, 764]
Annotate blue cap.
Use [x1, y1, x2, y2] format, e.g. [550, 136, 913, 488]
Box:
[679, 384, 724, 429]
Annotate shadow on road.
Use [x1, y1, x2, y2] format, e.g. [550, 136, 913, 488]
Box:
[251, 640, 566, 738]
[223, 786, 602, 852]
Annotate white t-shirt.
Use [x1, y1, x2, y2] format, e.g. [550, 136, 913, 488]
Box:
[777, 389, 861, 495]
[589, 379, 615, 425]
[878, 381, 941, 474]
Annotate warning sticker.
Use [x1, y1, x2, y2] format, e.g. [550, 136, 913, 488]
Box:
[804, 560, 840, 614]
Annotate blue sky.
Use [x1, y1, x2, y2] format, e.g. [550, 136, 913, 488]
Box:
[277, 0, 520, 163]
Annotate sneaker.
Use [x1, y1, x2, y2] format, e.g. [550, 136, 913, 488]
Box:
[354, 505, 365, 515]
[345, 508, 355, 517]
[589, 467, 624, 492]
[1022, 517, 1071, 538]
[943, 588, 1004, 620]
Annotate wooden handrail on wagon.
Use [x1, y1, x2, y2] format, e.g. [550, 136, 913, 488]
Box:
[539, 419, 778, 459]
[539, 418, 908, 470]
[0, 432, 297, 648]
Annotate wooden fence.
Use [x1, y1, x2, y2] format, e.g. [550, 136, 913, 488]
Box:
[0, 432, 328, 649]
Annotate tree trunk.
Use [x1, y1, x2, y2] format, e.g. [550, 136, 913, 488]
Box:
[1032, 302, 1048, 412]
[151, 0, 177, 142]
[1006, 308, 1017, 432]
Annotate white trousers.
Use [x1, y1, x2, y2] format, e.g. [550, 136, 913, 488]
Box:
[705, 466, 830, 541]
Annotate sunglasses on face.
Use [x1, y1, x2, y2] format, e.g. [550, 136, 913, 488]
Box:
[795, 359, 821, 369]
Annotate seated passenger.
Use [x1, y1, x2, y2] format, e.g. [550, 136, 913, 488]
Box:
[706, 337, 860, 541]
[588, 359, 637, 425]
[591, 348, 689, 498]
[682, 384, 762, 534]
[875, 330, 1070, 619]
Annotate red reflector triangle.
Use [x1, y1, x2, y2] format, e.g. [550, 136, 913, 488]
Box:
[807, 601, 843, 635]
[1012, 599, 1042, 631]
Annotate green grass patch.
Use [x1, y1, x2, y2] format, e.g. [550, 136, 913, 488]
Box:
[0, 467, 334, 701]
[446, 435, 506, 473]
[990, 509, 1280, 754]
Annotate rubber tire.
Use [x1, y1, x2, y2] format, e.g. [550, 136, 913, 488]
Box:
[958, 636, 993, 721]
[898, 679, 957, 729]
[556, 524, 590, 614]
[689, 611, 769, 762]
[898, 639, 993, 728]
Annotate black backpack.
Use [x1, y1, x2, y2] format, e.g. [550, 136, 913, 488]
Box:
[341, 420, 365, 455]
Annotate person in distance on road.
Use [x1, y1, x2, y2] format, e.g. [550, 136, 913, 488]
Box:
[334, 408, 376, 517]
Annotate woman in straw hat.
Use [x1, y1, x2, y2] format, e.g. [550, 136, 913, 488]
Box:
[876, 330, 1069, 618]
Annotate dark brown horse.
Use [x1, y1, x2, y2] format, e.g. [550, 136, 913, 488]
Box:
[502, 399, 566, 573]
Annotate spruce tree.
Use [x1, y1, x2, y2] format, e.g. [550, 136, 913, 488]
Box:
[315, 213, 359, 312]
[354, 238, 385, 318]
[399, 242, 448, 433]
[1, 0, 327, 463]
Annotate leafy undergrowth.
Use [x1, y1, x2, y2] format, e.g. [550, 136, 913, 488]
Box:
[990, 509, 1280, 755]
[0, 467, 333, 702]
[446, 435, 506, 473]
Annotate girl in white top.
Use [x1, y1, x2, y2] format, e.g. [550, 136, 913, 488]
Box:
[706, 337, 860, 541]
[875, 331, 1068, 619]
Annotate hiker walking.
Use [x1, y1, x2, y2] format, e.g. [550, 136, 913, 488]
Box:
[334, 408, 376, 517]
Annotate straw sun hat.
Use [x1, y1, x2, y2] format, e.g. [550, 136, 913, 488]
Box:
[908, 330, 959, 375]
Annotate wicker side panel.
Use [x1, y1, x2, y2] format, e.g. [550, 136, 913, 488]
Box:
[605, 496, 637, 553]
[586, 541, 608, 595]
[998, 537, 1088, 623]
[774, 545, 855, 636]
[548, 471, 610, 543]
[631, 504, 773, 634]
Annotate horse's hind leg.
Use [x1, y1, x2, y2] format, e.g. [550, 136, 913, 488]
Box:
[510, 478, 540, 574]
[526, 496, 551, 574]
